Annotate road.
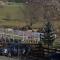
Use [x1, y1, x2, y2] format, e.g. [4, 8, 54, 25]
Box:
[0, 56, 18, 60]
[0, 56, 47, 60]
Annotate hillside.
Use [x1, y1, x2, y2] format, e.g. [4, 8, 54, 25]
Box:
[0, 0, 60, 46]
[0, 1, 60, 29]
[25, 0, 60, 46]
[0, 3, 27, 28]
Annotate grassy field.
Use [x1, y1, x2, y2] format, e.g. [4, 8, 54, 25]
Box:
[0, 3, 60, 47]
[0, 3, 59, 29]
[0, 3, 27, 28]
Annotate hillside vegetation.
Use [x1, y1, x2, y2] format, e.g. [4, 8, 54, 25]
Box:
[0, 0, 60, 45]
[0, 3, 27, 28]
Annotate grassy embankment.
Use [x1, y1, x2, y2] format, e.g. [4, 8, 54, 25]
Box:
[0, 3, 60, 48]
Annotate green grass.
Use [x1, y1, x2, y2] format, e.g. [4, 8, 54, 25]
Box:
[0, 3, 27, 27]
[0, 3, 43, 28]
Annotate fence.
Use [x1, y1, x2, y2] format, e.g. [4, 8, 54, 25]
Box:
[24, 44, 60, 57]
[0, 28, 44, 44]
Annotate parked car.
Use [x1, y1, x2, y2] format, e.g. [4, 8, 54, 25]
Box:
[2, 42, 32, 57]
[7, 42, 18, 57]
[0, 48, 3, 55]
[2, 48, 8, 56]
[49, 53, 60, 60]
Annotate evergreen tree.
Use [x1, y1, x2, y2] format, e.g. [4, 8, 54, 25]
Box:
[41, 21, 55, 48]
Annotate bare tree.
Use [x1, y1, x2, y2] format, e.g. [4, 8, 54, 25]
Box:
[25, 0, 41, 27]
[24, 0, 60, 23]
